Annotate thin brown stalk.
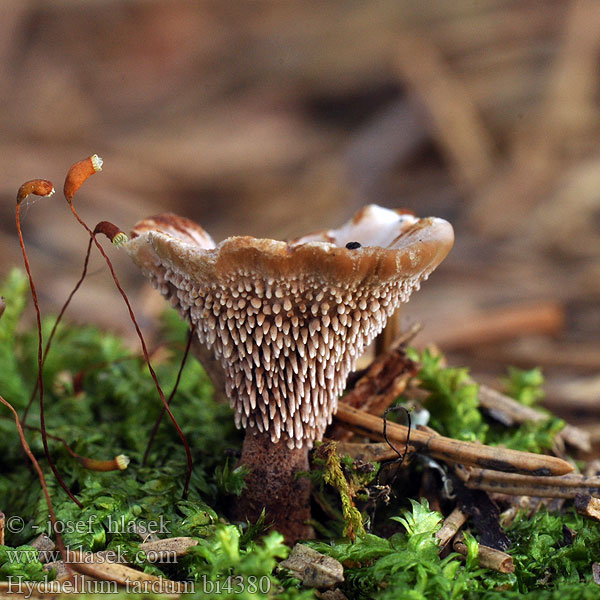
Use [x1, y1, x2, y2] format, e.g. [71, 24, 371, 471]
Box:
[22, 221, 127, 427]
[0, 395, 71, 576]
[21, 236, 93, 427]
[143, 326, 194, 466]
[5, 417, 128, 472]
[16, 184, 81, 507]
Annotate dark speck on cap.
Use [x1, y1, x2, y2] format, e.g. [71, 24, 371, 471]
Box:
[345, 241, 361, 249]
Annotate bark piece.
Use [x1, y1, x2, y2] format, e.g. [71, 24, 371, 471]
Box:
[575, 493, 600, 521]
[279, 544, 344, 589]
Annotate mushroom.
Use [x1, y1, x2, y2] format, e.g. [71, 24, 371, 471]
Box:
[126, 205, 453, 542]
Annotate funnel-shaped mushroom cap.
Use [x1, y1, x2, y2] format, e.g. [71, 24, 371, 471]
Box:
[126, 205, 453, 448]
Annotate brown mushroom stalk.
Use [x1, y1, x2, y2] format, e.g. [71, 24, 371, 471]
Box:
[126, 205, 454, 542]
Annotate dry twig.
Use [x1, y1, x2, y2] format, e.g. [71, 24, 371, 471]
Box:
[477, 384, 590, 452]
[456, 466, 600, 499]
[334, 404, 572, 476]
[436, 508, 467, 551]
[68, 551, 187, 593]
[453, 533, 514, 574]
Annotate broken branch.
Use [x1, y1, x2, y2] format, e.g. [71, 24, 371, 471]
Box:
[436, 508, 467, 550]
[334, 404, 573, 476]
[456, 466, 600, 499]
[453, 533, 514, 574]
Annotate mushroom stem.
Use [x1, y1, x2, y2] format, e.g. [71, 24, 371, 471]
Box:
[235, 430, 313, 544]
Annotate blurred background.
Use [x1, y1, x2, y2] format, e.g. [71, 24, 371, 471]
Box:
[0, 1, 598, 430]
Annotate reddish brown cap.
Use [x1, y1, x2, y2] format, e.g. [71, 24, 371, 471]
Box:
[127, 205, 453, 448]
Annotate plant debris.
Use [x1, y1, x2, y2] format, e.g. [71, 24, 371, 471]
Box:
[279, 545, 344, 589]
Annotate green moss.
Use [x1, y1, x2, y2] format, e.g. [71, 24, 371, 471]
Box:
[0, 545, 50, 581]
[312, 441, 366, 540]
[503, 367, 545, 407]
[405, 348, 564, 454]
[0, 272, 598, 598]
[406, 348, 487, 443]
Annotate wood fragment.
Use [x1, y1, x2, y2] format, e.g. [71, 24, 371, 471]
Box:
[425, 302, 564, 351]
[68, 550, 188, 593]
[43, 560, 71, 582]
[340, 348, 417, 411]
[574, 493, 600, 522]
[546, 375, 600, 412]
[585, 460, 600, 478]
[65, 537, 198, 568]
[392, 322, 423, 348]
[29, 534, 55, 563]
[478, 384, 548, 427]
[279, 544, 344, 589]
[436, 508, 467, 550]
[477, 384, 591, 452]
[453, 533, 514, 573]
[499, 496, 566, 527]
[317, 590, 348, 600]
[585, 428, 600, 451]
[334, 404, 573, 476]
[140, 536, 198, 561]
[29, 533, 55, 553]
[458, 466, 600, 499]
[557, 424, 591, 453]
